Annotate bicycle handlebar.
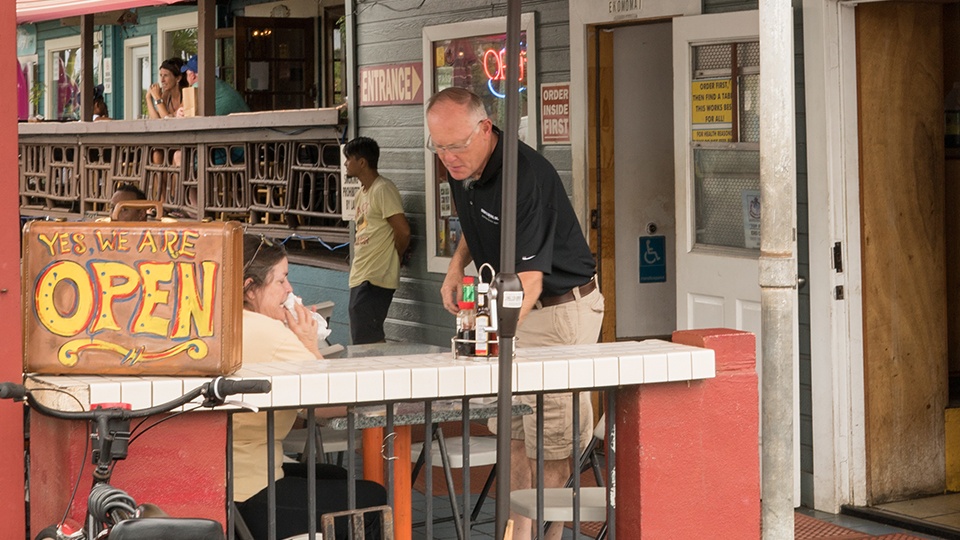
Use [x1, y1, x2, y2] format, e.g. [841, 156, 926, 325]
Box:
[0, 383, 26, 400]
[211, 377, 272, 400]
[0, 376, 271, 421]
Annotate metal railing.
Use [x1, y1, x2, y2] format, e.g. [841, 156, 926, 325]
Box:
[18, 109, 350, 245]
[227, 390, 616, 540]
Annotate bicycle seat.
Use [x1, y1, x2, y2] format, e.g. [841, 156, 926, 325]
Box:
[107, 517, 224, 540]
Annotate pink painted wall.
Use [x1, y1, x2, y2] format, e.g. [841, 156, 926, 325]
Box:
[0, 0, 26, 534]
[616, 328, 761, 538]
[30, 411, 228, 533]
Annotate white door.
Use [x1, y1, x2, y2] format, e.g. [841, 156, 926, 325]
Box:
[124, 36, 151, 120]
[672, 10, 801, 503]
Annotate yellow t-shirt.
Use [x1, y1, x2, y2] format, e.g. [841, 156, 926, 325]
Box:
[349, 176, 405, 289]
[233, 310, 315, 502]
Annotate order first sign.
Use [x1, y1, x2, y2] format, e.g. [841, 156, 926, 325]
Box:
[359, 62, 424, 106]
[541, 82, 571, 145]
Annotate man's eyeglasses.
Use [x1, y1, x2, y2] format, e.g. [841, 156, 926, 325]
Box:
[426, 120, 484, 155]
[243, 235, 275, 274]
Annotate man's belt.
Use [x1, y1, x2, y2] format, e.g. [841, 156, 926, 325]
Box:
[538, 278, 597, 308]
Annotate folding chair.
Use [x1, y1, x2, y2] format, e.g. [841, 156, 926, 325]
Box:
[410, 426, 499, 540]
[509, 414, 609, 540]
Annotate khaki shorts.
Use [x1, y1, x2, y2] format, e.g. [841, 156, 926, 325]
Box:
[489, 284, 604, 460]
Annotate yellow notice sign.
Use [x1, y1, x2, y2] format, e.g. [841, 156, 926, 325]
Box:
[691, 79, 733, 124]
[693, 129, 733, 142]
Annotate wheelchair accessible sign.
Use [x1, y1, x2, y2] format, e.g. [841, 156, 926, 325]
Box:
[639, 236, 667, 283]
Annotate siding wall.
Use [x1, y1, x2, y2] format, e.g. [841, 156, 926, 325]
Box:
[309, 0, 574, 347]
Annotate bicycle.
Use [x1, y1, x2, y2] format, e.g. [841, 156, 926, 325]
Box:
[0, 376, 272, 540]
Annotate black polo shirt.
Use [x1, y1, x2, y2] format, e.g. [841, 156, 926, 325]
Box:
[448, 126, 596, 298]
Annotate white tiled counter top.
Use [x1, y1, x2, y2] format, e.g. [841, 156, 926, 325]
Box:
[26, 339, 715, 411]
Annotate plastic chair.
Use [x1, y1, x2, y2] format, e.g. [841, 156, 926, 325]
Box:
[313, 301, 345, 358]
[410, 426, 499, 540]
[283, 417, 353, 467]
[509, 415, 609, 540]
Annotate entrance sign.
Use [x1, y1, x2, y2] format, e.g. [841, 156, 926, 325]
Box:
[541, 82, 571, 145]
[359, 62, 424, 106]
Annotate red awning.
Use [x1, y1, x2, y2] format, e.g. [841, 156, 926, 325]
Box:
[17, 0, 182, 24]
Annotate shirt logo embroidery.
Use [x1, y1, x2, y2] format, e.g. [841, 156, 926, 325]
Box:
[521, 254, 536, 261]
[481, 208, 499, 225]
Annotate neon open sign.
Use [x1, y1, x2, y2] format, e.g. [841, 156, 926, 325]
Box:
[483, 47, 527, 98]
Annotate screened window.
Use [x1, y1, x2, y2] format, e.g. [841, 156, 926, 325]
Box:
[689, 41, 761, 251]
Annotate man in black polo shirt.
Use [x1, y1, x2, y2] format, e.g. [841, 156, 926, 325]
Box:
[426, 87, 604, 540]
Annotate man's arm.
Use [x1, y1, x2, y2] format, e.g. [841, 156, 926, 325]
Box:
[440, 238, 473, 315]
[516, 270, 543, 324]
[386, 213, 411, 258]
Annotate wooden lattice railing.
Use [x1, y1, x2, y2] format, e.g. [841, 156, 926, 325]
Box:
[18, 109, 350, 247]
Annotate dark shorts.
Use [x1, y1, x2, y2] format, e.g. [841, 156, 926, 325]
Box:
[349, 281, 395, 345]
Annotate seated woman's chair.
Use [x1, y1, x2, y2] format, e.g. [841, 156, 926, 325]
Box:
[410, 425, 499, 540]
[283, 416, 353, 467]
[509, 415, 609, 540]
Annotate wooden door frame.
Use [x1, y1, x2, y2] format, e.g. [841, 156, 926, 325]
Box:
[587, 27, 617, 343]
[801, 0, 867, 511]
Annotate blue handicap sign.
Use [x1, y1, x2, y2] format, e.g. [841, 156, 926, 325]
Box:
[639, 235, 666, 283]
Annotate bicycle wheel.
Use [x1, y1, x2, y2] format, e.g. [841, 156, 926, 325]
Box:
[33, 525, 58, 540]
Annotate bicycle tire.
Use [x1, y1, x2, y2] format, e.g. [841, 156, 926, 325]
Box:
[33, 525, 58, 540]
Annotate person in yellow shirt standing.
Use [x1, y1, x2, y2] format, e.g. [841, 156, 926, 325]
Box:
[345, 137, 410, 344]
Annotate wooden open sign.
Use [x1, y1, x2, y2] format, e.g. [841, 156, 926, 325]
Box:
[22, 221, 244, 376]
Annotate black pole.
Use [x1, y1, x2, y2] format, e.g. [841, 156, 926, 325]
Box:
[494, 1, 522, 539]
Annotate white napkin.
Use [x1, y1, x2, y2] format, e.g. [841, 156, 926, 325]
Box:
[283, 292, 333, 342]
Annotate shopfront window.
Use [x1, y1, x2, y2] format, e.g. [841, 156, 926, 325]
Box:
[422, 14, 537, 273]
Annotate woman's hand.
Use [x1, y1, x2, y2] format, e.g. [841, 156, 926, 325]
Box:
[284, 302, 322, 358]
[148, 83, 162, 101]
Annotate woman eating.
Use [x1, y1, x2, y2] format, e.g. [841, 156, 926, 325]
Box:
[234, 234, 386, 539]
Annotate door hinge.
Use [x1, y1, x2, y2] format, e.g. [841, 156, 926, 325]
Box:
[832, 242, 843, 273]
[834, 285, 844, 300]
[590, 209, 599, 230]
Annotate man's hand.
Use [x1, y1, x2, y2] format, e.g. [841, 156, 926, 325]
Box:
[440, 268, 464, 315]
[441, 235, 473, 315]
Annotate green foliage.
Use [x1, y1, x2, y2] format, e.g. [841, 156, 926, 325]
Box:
[29, 81, 44, 108]
[171, 28, 198, 59]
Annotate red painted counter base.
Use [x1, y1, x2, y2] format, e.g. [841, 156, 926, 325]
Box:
[615, 328, 761, 539]
[29, 411, 228, 534]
